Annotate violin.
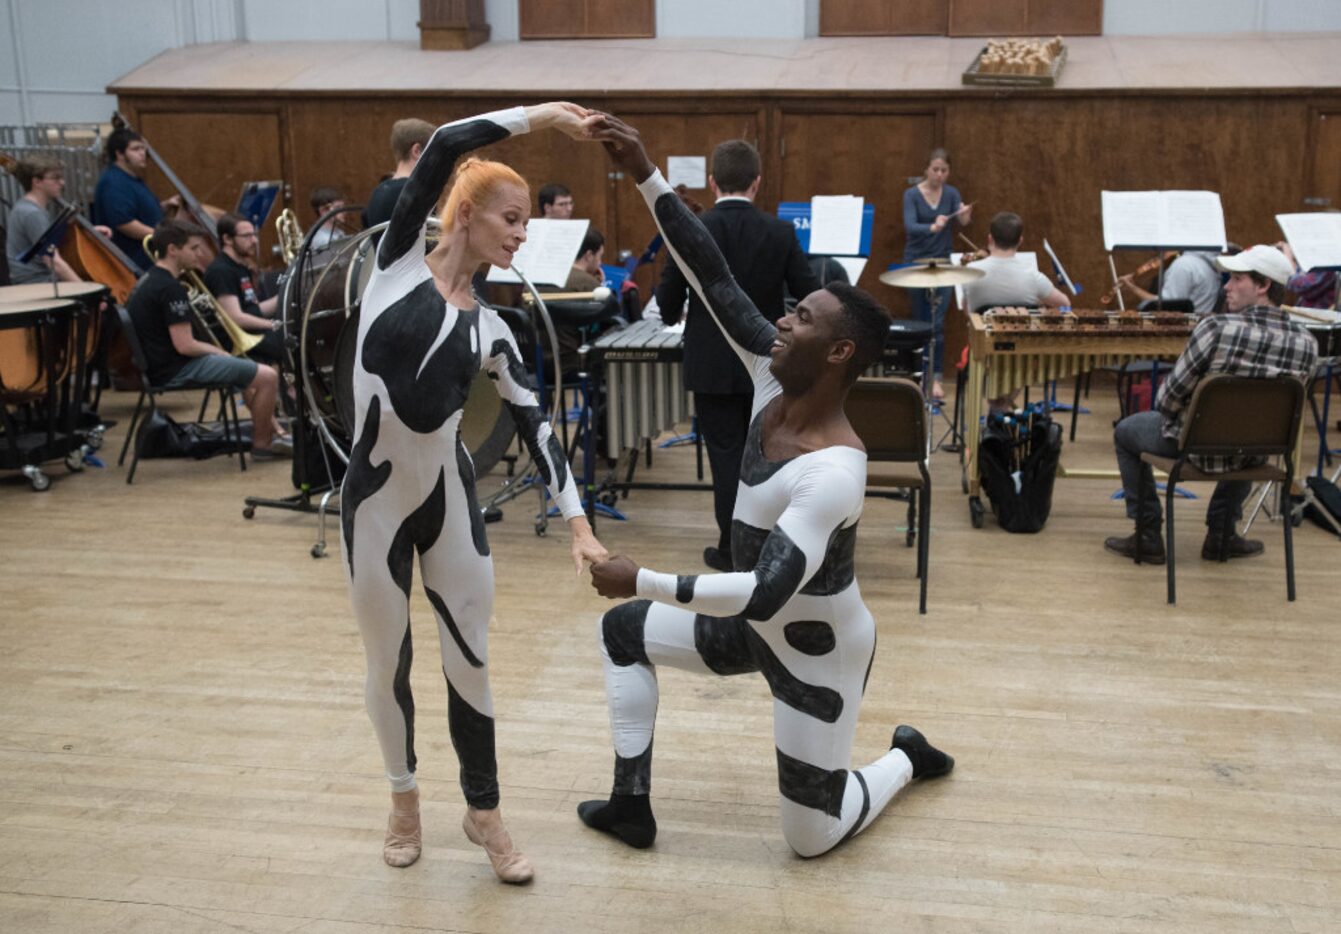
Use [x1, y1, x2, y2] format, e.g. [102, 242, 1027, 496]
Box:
[1101, 251, 1180, 305]
[956, 233, 987, 264]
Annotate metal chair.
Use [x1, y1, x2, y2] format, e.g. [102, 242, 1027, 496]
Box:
[846, 377, 931, 614]
[114, 304, 246, 484]
[1138, 373, 1307, 604]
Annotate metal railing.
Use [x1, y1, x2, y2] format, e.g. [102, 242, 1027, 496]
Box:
[0, 123, 105, 215]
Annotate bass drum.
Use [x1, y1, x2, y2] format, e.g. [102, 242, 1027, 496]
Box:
[286, 226, 517, 478]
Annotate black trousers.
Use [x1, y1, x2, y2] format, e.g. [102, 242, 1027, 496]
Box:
[694, 391, 753, 553]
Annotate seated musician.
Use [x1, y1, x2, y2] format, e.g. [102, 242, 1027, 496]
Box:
[362, 118, 434, 229]
[5, 156, 80, 284]
[93, 127, 180, 272]
[1117, 251, 1223, 315]
[960, 211, 1068, 312]
[308, 186, 347, 250]
[202, 213, 285, 369]
[127, 219, 289, 459]
[538, 182, 575, 219]
[1104, 245, 1316, 564]
[1276, 240, 1338, 310]
[538, 228, 612, 374]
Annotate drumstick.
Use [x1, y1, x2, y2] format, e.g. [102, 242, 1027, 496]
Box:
[957, 232, 983, 254]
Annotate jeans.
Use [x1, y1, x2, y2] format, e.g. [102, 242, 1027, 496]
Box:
[1114, 410, 1252, 532]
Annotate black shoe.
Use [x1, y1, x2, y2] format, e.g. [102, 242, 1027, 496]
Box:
[890, 725, 954, 780]
[703, 546, 732, 572]
[1103, 531, 1166, 565]
[1201, 532, 1264, 561]
[577, 794, 657, 849]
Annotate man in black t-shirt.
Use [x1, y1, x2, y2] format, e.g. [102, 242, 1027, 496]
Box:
[202, 212, 284, 364]
[126, 219, 287, 458]
[361, 118, 434, 229]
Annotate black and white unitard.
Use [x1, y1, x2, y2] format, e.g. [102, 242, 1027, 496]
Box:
[341, 107, 583, 805]
[596, 170, 915, 857]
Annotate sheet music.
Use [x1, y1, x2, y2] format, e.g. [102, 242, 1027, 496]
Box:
[832, 256, 867, 285]
[1042, 237, 1079, 296]
[808, 195, 864, 256]
[487, 218, 590, 287]
[1102, 190, 1226, 251]
[1163, 191, 1227, 251]
[666, 156, 706, 190]
[1276, 213, 1341, 272]
[1102, 191, 1162, 251]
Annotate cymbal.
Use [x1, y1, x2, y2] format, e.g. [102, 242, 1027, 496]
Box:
[879, 261, 985, 289]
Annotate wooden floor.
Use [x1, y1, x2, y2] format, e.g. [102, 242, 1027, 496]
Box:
[2, 381, 1340, 933]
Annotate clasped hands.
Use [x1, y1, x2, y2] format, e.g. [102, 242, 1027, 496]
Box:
[535, 103, 656, 180]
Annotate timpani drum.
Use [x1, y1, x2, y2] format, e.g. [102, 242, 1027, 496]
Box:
[0, 298, 78, 403]
[0, 281, 110, 371]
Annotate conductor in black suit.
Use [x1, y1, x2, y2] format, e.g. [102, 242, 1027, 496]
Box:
[656, 139, 822, 572]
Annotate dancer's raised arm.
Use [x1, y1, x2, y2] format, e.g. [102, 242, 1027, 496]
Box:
[594, 115, 777, 382]
[379, 102, 593, 270]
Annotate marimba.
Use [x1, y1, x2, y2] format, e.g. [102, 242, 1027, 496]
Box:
[962, 308, 1195, 526]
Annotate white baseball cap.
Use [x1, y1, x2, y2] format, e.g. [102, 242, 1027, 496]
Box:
[1217, 244, 1293, 286]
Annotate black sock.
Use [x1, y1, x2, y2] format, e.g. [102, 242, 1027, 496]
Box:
[577, 793, 657, 849]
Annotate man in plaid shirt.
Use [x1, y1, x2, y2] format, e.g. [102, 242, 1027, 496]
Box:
[1105, 245, 1318, 565]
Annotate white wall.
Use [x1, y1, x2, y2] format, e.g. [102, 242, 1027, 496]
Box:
[1104, 0, 1341, 35]
[3, 0, 1340, 126]
[657, 0, 813, 39]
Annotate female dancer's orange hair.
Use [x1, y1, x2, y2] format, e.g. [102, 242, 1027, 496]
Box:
[439, 157, 528, 232]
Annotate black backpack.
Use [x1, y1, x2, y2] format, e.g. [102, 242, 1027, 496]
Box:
[1303, 474, 1341, 534]
[978, 412, 1064, 533]
[135, 409, 252, 460]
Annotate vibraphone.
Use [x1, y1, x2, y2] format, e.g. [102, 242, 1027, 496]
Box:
[962, 308, 1196, 526]
[589, 318, 690, 460]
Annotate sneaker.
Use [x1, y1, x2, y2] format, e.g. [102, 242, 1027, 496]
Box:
[1201, 532, 1264, 561]
[703, 546, 732, 572]
[250, 446, 288, 461]
[1103, 530, 1166, 565]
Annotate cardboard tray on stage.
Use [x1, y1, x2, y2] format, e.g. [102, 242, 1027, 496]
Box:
[963, 45, 1067, 87]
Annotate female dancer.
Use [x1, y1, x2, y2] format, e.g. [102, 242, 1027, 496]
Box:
[341, 102, 605, 882]
[901, 148, 971, 400]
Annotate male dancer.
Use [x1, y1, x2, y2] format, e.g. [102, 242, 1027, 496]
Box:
[582, 115, 953, 858]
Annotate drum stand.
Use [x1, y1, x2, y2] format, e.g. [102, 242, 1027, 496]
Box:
[920, 286, 964, 453]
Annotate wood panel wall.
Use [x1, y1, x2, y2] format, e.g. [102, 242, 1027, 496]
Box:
[821, 0, 1102, 37]
[117, 88, 1340, 365]
[820, 0, 947, 36]
[519, 0, 655, 39]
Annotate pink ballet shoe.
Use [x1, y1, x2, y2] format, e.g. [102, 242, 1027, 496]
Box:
[383, 788, 422, 868]
[462, 808, 534, 884]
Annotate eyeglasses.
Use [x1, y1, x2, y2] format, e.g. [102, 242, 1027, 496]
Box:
[233, 231, 258, 239]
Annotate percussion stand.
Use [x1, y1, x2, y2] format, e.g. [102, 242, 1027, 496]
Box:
[242, 211, 366, 548]
[921, 285, 964, 451]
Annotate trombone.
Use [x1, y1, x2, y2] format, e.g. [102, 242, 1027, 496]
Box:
[143, 233, 264, 357]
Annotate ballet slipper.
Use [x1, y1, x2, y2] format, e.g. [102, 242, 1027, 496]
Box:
[383, 787, 422, 868]
[462, 808, 534, 884]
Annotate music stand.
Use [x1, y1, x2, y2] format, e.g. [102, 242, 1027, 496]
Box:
[18, 202, 77, 289]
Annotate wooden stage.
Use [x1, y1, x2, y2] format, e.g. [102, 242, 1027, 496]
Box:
[1, 380, 1339, 933]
